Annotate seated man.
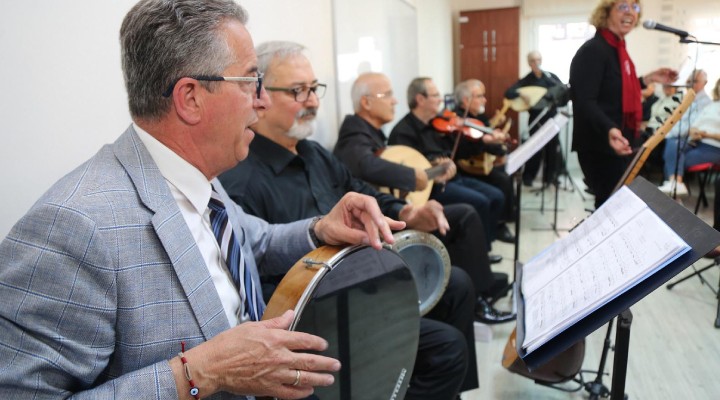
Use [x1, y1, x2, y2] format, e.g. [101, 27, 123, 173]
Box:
[219, 41, 501, 400]
[333, 72, 514, 302]
[455, 79, 517, 230]
[388, 76, 515, 244]
[0, 1, 404, 398]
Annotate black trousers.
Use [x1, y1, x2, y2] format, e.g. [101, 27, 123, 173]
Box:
[407, 266, 478, 399]
[577, 151, 630, 209]
[437, 203, 495, 295]
[468, 166, 516, 223]
[523, 135, 562, 185]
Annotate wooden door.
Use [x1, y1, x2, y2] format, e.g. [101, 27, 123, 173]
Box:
[459, 7, 520, 139]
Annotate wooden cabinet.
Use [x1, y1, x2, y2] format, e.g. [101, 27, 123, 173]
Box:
[459, 7, 520, 138]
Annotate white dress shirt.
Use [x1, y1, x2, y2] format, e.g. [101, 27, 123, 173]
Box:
[134, 123, 245, 326]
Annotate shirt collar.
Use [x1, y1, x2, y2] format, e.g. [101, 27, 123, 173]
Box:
[133, 123, 211, 214]
[250, 131, 302, 175]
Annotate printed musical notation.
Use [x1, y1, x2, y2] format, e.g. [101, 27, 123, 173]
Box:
[521, 186, 690, 352]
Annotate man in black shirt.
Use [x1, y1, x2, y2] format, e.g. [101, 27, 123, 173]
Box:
[334, 73, 515, 316]
[453, 79, 517, 234]
[219, 40, 484, 400]
[388, 77, 515, 245]
[505, 51, 567, 186]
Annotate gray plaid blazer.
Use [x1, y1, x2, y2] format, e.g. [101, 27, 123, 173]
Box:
[0, 126, 313, 399]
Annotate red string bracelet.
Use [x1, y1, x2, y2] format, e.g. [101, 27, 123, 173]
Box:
[179, 341, 200, 400]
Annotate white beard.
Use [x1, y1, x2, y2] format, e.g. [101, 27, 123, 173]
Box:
[477, 105, 485, 115]
[287, 119, 316, 140]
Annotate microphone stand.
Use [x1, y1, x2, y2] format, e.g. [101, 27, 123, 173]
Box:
[680, 37, 720, 46]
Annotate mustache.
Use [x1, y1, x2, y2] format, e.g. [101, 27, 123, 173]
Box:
[296, 108, 318, 119]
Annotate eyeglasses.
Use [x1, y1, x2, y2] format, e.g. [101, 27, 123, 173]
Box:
[616, 2, 641, 13]
[162, 73, 264, 99]
[264, 83, 327, 102]
[423, 92, 442, 99]
[366, 90, 394, 100]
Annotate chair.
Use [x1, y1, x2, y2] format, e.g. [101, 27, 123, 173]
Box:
[685, 162, 720, 214]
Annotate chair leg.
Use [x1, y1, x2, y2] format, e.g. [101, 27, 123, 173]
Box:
[694, 170, 710, 214]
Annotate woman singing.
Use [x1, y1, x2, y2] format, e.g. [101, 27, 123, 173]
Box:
[570, 0, 678, 208]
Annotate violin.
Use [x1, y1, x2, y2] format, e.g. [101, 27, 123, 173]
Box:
[430, 109, 494, 141]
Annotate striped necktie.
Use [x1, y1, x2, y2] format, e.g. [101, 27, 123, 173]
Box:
[208, 188, 264, 321]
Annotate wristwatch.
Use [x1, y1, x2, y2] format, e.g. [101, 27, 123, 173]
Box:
[308, 215, 325, 247]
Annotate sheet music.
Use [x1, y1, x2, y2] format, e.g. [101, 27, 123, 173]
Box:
[520, 187, 690, 352]
[505, 113, 568, 175]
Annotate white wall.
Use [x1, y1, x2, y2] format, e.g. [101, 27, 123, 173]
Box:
[416, 0, 455, 98]
[0, 1, 136, 239]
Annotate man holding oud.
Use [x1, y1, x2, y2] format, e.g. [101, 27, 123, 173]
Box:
[387, 77, 516, 246]
[504, 51, 567, 187]
[333, 72, 515, 324]
[219, 41, 479, 400]
[0, 1, 405, 399]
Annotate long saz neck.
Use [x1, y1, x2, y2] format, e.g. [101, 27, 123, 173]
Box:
[613, 146, 647, 193]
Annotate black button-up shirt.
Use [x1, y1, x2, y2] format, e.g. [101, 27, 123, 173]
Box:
[218, 133, 405, 225]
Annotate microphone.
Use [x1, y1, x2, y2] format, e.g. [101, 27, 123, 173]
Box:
[643, 20, 690, 38]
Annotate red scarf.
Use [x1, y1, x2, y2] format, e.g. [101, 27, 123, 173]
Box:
[600, 28, 642, 138]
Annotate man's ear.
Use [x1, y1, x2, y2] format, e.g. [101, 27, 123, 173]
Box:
[360, 95, 372, 112]
[171, 77, 203, 125]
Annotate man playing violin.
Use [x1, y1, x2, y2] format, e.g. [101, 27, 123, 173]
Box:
[454, 79, 517, 238]
[333, 72, 515, 325]
[388, 77, 517, 247]
[219, 41, 481, 400]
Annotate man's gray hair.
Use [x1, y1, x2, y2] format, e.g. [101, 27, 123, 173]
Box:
[120, 0, 247, 120]
[255, 41, 307, 85]
[406, 77, 431, 109]
[454, 79, 482, 106]
[350, 72, 384, 112]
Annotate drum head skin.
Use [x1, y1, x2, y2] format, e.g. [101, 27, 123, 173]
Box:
[390, 230, 451, 316]
[273, 246, 420, 400]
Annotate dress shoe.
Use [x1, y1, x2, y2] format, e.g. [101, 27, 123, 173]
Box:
[485, 272, 510, 299]
[475, 297, 516, 324]
[495, 224, 516, 244]
[489, 254, 503, 264]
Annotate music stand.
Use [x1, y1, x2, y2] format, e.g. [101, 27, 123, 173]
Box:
[488, 114, 566, 306]
[515, 177, 720, 399]
[509, 113, 569, 236]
